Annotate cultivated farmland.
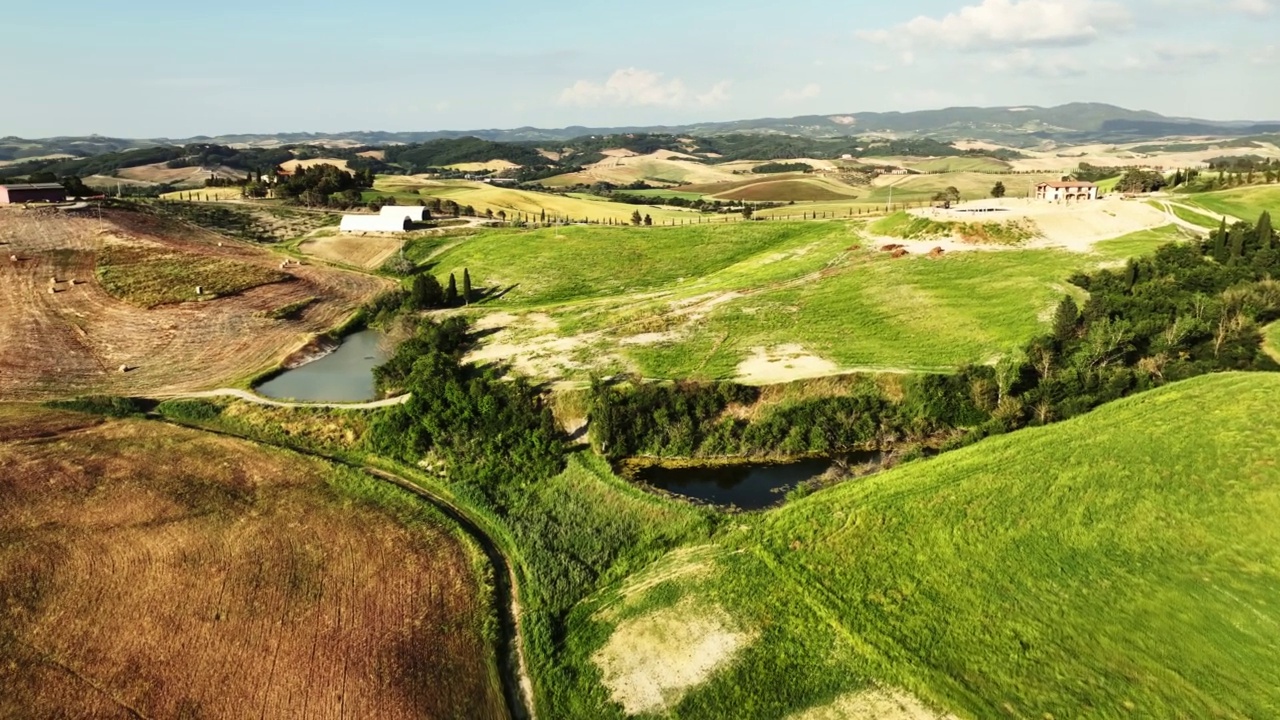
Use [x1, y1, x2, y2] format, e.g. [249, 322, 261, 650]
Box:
[0, 207, 390, 400]
[0, 406, 506, 720]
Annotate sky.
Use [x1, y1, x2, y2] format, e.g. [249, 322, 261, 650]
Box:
[4, 0, 1278, 138]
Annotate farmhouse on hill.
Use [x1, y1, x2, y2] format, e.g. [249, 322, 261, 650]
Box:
[340, 214, 409, 234]
[1036, 180, 1098, 202]
[379, 205, 428, 223]
[0, 183, 67, 204]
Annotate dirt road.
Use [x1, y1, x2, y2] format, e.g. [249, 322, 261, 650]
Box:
[172, 388, 410, 410]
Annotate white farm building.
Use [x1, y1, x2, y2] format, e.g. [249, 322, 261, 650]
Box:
[379, 205, 429, 223]
[339, 214, 409, 233]
[1035, 181, 1099, 202]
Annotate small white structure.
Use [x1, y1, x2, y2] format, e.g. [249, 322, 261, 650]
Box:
[379, 205, 428, 223]
[1036, 181, 1099, 202]
[340, 214, 410, 233]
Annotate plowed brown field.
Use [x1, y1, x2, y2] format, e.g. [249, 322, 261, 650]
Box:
[0, 406, 507, 719]
[0, 208, 391, 400]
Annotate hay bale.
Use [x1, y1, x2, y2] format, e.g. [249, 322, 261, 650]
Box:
[928, 246, 945, 258]
[9, 255, 17, 263]
[48, 286, 56, 294]
[891, 248, 910, 259]
[195, 286, 204, 296]
[879, 244, 904, 252]
[118, 364, 130, 373]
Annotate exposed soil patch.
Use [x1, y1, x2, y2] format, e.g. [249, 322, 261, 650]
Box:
[786, 688, 958, 720]
[737, 345, 838, 385]
[593, 599, 757, 716]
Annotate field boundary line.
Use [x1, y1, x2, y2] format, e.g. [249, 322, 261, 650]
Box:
[160, 388, 410, 410]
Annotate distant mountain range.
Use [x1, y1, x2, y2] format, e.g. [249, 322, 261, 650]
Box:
[5, 103, 1279, 158]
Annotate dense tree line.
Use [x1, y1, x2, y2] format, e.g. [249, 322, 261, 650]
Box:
[366, 318, 567, 510]
[268, 164, 373, 208]
[589, 218, 1280, 458]
[1115, 168, 1169, 193]
[753, 162, 815, 174]
[382, 137, 549, 173]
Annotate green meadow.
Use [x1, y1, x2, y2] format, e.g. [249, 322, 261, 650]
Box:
[427, 220, 1186, 379]
[1185, 185, 1280, 222]
[576, 372, 1280, 718]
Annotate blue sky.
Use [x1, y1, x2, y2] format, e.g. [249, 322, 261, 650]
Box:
[4, 0, 1277, 137]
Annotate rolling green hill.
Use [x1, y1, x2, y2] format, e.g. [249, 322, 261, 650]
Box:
[1186, 185, 1280, 222]
[583, 372, 1280, 718]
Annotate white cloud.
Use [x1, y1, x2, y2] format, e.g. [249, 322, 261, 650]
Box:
[1230, 0, 1272, 14]
[1252, 44, 1278, 65]
[558, 68, 730, 108]
[780, 83, 822, 102]
[1120, 43, 1222, 71]
[858, 0, 1130, 50]
[986, 49, 1090, 77]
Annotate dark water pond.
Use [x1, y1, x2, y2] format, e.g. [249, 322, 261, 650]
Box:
[255, 329, 388, 402]
[636, 456, 864, 510]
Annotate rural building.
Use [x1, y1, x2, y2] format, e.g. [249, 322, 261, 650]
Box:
[1036, 180, 1098, 202]
[379, 205, 428, 223]
[340, 214, 410, 233]
[0, 183, 67, 204]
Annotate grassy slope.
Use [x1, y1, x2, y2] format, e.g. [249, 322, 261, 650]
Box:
[428, 223, 828, 306]
[714, 177, 861, 202]
[901, 157, 1012, 173]
[437, 221, 1182, 379]
[1185, 185, 1280, 222]
[588, 373, 1280, 718]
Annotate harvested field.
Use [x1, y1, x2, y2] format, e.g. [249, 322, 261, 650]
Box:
[716, 178, 859, 202]
[97, 242, 288, 307]
[280, 157, 352, 173]
[0, 407, 506, 720]
[0, 207, 390, 400]
[116, 162, 246, 188]
[299, 231, 403, 270]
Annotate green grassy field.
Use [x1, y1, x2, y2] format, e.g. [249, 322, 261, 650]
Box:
[1155, 200, 1223, 229]
[1095, 175, 1123, 193]
[96, 244, 287, 307]
[1185, 185, 1280, 222]
[579, 372, 1280, 717]
[431, 220, 1182, 380]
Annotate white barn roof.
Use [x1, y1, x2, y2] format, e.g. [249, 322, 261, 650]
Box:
[379, 205, 428, 222]
[340, 214, 409, 233]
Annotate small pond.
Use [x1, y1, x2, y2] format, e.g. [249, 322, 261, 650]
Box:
[255, 329, 389, 403]
[635, 453, 882, 510]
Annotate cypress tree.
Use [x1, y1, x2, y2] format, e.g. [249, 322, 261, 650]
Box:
[1051, 296, 1080, 344]
[463, 269, 472, 305]
[1230, 227, 1245, 259]
[1257, 211, 1274, 251]
[446, 273, 458, 305]
[1212, 218, 1227, 261]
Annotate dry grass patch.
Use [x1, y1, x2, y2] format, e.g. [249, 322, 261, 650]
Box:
[299, 231, 403, 270]
[593, 599, 757, 716]
[97, 242, 288, 307]
[787, 688, 958, 720]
